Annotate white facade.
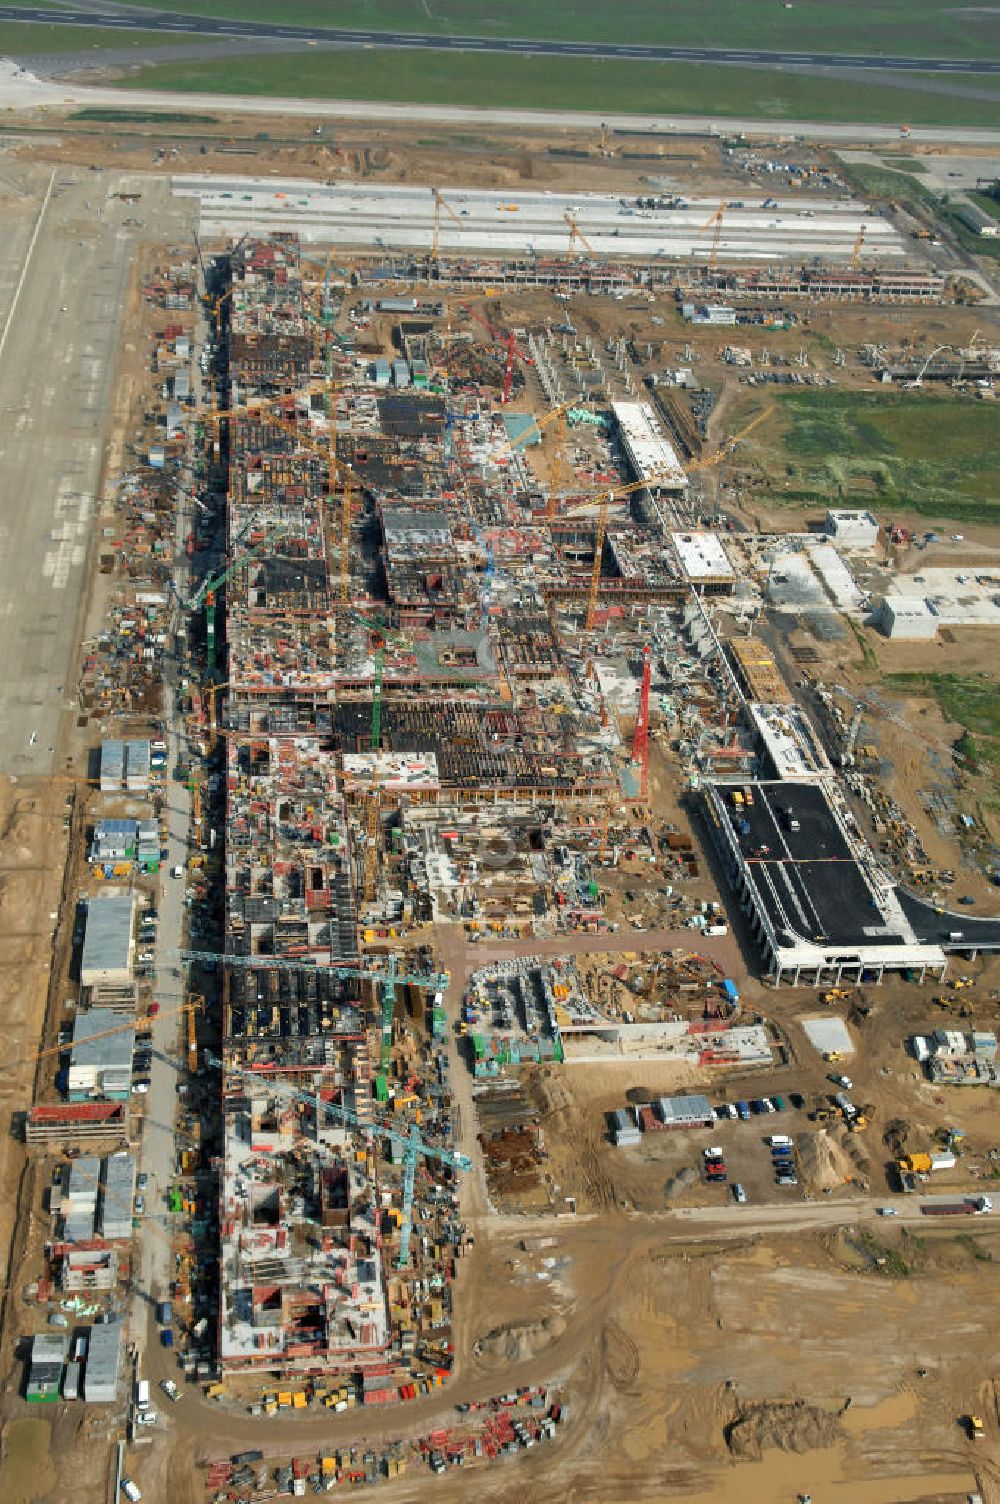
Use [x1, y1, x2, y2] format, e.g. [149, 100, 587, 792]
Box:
[671, 530, 735, 583]
[611, 402, 687, 492]
[825, 509, 879, 549]
[878, 594, 938, 640]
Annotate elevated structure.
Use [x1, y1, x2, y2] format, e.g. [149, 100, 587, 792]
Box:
[704, 779, 948, 986]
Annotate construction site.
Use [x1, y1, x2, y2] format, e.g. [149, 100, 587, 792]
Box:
[5, 100, 1000, 1504]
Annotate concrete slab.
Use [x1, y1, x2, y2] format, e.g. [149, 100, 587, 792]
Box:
[800, 1016, 855, 1058]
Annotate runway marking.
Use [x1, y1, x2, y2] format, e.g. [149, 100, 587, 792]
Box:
[0, 167, 55, 367]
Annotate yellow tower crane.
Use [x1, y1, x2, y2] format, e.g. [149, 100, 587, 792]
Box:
[576, 403, 775, 628]
[850, 222, 867, 269]
[431, 188, 466, 264]
[564, 210, 596, 258]
[701, 200, 727, 273]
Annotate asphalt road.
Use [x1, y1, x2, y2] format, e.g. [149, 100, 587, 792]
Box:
[3, 4, 1000, 75]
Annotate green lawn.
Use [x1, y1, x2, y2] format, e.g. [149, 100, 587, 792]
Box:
[836, 160, 940, 213]
[107, 0, 1000, 60]
[753, 392, 1000, 524]
[112, 50, 1000, 128]
[0, 21, 192, 53]
[884, 673, 1000, 772]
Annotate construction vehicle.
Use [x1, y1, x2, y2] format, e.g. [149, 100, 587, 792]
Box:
[922, 1197, 992, 1216]
[823, 988, 851, 1002]
[951, 977, 974, 990]
[966, 1414, 986, 1440]
[898, 1152, 933, 1175]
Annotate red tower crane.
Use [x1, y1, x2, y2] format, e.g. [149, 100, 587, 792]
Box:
[631, 646, 652, 799]
[458, 300, 533, 403]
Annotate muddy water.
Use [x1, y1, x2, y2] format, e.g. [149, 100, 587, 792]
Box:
[841, 1389, 919, 1435]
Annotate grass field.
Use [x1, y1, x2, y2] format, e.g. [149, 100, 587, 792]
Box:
[108, 0, 1000, 61]
[838, 161, 1000, 262]
[0, 21, 187, 53]
[113, 50, 1000, 128]
[884, 673, 1000, 772]
[752, 392, 1000, 524]
[836, 160, 940, 212]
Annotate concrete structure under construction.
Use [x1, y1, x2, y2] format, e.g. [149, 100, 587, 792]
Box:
[704, 779, 948, 986]
[217, 1083, 389, 1376]
[175, 178, 910, 265]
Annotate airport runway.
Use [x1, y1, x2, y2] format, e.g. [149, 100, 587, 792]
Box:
[2, 4, 1000, 75]
[0, 166, 190, 777]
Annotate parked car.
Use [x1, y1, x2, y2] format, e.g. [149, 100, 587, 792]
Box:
[732, 1183, 747, 1204]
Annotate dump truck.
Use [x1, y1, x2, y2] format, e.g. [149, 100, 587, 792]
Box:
[921, 1196, 992, 1217]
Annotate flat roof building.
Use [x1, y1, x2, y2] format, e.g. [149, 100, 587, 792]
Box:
[671, 531, 736, 592]
[26, 1333, 66, 1403]
[611, 401, 688, 493]
[67, 1009, 134, 1101]
[83, 1319, 122, 1404]
[878, 594, 937, 640]
[80, 895, 134, 987]
[705, 779, 948, 986]
[825, 509, 879, 549]
[100, 739, 124, 793]
[99, 1151, 136, 1241]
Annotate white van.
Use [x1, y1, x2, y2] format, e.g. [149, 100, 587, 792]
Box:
[122, 1482, 142, 1503]
[768, 1134, 793, 1149]
[136, 1379, 150, 1411]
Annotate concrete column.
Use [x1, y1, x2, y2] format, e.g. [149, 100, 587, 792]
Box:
[792, 968, 800, 986]
[918, 966, 926, 984]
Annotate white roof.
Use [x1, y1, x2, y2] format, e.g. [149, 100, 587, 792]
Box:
[612, 402, 687, 489]
[672, 531, 734, 580]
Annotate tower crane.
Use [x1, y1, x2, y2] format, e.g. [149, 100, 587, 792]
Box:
[206, 1050, 470, 1268]
[564, 210, 596, 258]
[183, 526, 287, 667]
[850, 222, 867, 270]
[684, 402, 776, 475]
[458, 300, 533, 404]
[700, 200, 727, 273]
[178, 949, 449, 1078]
[569, 404, 775, 628]
[631, 646, 652, 799]
[431, 188, 466, 264]
[362, 762, 381, 911]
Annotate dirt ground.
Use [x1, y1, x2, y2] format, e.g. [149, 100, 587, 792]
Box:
[4, 108, 1000, 1504]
